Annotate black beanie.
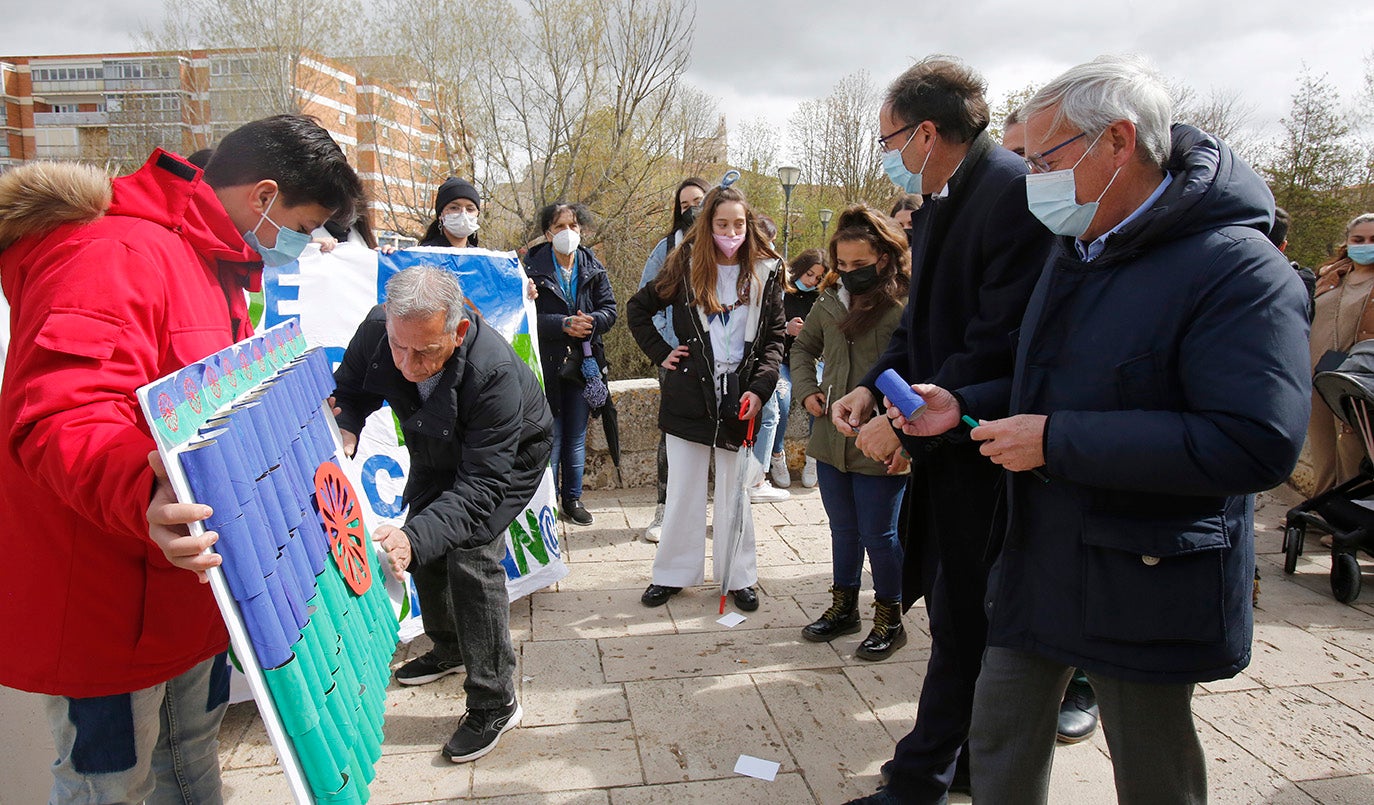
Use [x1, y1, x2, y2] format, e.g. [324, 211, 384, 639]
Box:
[434, 177, 480, 218]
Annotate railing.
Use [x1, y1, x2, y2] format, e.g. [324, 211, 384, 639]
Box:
[33, 111, 109, 126]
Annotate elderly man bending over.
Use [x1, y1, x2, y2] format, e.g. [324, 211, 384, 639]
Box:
[332, 266, 553, 763]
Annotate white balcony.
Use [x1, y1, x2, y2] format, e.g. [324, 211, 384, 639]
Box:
[33, 111, 108, 127]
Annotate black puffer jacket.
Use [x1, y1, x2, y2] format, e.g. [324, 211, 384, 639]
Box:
[332, 306, 554, 565]
[627, 255, 786, 450]
[524, 242, 618, 414]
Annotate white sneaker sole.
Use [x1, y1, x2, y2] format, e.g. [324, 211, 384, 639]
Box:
[445, 702, 523, 763]
[396, 664, 464, 686]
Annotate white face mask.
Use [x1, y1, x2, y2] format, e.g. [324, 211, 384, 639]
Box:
[1024, 129, 1121, 239]
[552, 228, 580, 255]
[442, 211, 479, 239]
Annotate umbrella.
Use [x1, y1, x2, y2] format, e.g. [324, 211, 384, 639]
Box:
[716, 414, 760, 614]
[580, 341, 608, 409]
[596, 392, 624, 487]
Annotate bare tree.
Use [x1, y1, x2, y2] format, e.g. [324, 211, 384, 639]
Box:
[787, 70, 887, 205]
[1172, 83, 1258, 161]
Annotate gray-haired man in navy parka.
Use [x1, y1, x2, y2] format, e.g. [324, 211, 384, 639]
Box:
[891, 55, 1310, 803]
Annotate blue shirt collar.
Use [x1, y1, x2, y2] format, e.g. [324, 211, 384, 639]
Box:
[1074, 172, 1172, 262]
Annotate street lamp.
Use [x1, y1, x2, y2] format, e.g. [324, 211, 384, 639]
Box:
[818, 208, 834, 245]
[777, 164, 801, 261]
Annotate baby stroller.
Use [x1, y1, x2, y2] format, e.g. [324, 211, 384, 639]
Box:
[1283, 341, 1374, 603]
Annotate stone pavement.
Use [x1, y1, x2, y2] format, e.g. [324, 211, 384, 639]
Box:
[217, 485, 1374, 804]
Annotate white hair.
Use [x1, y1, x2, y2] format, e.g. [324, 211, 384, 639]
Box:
[1023, 55, 1173, 167]
[384, 266, 467, 330]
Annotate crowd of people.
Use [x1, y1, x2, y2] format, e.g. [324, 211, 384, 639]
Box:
[0, 50, 1328, 805]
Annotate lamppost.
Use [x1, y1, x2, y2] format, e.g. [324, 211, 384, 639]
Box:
[778, 164, 801, 261]
[818, 208, 834, 246]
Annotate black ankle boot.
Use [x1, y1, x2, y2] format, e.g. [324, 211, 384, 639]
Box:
[801, 586, 861, 642]
[856, 598, 906, 660]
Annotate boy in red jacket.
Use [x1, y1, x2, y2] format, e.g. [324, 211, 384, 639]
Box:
[0, 115, 360, 803]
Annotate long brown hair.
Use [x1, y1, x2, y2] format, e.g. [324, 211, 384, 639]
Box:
[826, 204, 910, 338]
[654, 185, 780, 314]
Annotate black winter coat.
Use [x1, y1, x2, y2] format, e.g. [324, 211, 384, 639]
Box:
[525, 243, 618, 414]
[627, 256, 786, 450]
[332, 306, 554, 566]
[782, 287, 818, 363]
[959, 125, 1311, 683]
[862, 132, 1054, 614]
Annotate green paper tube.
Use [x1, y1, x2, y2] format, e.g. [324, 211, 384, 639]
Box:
[298, 619, 335, 693]
[261, 656, 320, 737]
[323, 682, 360, 750]
[290, 633, 328, 712]
[292, 724, 346, 798]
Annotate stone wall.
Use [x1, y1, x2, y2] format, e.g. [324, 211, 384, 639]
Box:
[582, 378, 811, 489]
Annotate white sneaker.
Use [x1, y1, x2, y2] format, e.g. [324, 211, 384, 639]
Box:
[749, 480, 790, 503]
[769, 452, 791, 488]
[643, 504, 664, 543]
[801, 455, 818, 488]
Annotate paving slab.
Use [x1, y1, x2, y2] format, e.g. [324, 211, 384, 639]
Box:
[623, 675, 790, 784]
[606, 771, 815, 804]
[600, 626, 848, 683]
[1193, 686, 1374, 781]
[530, 588, 681, 640]
[520, 638, 628, 727]
[753, 669, 894, 802]
[468, 721, 641, 798]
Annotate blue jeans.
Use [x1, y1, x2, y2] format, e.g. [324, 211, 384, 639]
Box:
[42, 653, 230, 804]
[551, 381, 591, 503]
[752, 384, 781, 468]
[770, 364, 793, 454]
[816, 461, 906, 601]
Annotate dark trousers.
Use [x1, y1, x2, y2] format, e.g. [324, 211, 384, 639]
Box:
[409, 448, 548, 710]
[656, 367, 669, 505]
[885, 455, 999, 804]
[970, 647, 1206, 805]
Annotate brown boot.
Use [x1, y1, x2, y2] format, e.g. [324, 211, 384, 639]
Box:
[856, 598, 907, 661]
[801, 586, 861, 642]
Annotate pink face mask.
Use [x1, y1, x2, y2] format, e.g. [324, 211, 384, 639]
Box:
[713, 233, 746, 258]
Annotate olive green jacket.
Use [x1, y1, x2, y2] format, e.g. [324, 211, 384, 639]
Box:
[790, 288, 906, 476]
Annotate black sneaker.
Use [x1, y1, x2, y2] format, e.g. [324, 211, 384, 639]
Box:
[395, 650, 464, 686]
[562, 499, 593, 525]
[442, 697, 522, 763]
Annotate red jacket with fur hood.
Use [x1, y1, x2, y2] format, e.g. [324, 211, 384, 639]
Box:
[0, 150, 261, 696]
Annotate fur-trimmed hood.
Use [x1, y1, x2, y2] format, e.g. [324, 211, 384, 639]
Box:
[0, 161, 110, 250]
[0, 149, 261, 291]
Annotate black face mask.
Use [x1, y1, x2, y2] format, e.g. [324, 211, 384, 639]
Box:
[679, 204, 702, 233]
[840, 264, 882, 295]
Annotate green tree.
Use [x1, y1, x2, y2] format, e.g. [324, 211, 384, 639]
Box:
[1266, 67, 1359, 267]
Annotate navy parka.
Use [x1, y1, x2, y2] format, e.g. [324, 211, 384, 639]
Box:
[960, 125, 1312, 683]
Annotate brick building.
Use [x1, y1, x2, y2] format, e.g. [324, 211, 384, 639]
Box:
[0, 48, 442, 234]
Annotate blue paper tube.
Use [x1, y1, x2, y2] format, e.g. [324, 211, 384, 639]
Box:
[265, 565, 304, 648]
[238, 587, 292, 670]
[178, 436, 242, 529]
[299, 506, 328, 577]
[253, 470, 292, 549]
[267, 464, 305, 534]
[273, 546, 309, 634]
[282, 531, 317, 614]
[207, 516, 267, 602]
[243, 394, 286, 467]
[224, 405, 271, 476]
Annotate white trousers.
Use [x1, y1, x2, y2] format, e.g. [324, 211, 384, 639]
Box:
[655, 433, 759, 589]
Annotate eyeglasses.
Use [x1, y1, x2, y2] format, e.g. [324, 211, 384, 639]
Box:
[876, 121, 919, 150]
[1023, 131, 1088, 173]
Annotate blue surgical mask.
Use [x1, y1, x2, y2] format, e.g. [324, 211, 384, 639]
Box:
[795, 277, 818, 292]
[881, 127, 933, 195]
[1349, 244, 1374, 266]
[243, 194, 313, 267]
[1025, 130, 1120, 239]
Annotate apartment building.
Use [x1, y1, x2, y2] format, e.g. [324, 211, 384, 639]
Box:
[0, 48, 442, 234]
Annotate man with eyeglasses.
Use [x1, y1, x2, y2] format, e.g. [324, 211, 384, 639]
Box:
[888, 55, 1309, 803]
[835, 57, 1052, 805]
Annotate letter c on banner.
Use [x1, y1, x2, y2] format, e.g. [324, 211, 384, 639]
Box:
[361, 454, 406, 518]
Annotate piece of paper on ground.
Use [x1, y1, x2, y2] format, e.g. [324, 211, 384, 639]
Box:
[717, 612, 747, 628]
[734, 754, 780, 781]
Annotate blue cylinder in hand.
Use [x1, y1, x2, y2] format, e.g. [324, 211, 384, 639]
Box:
[875, 368, 927, 420]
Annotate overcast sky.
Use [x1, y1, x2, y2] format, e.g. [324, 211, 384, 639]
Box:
[6, 0, 1374, 160]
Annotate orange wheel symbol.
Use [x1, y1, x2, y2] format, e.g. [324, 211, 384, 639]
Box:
[314, 462, 372, 595]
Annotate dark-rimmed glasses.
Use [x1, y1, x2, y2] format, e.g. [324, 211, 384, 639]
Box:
[1023, 131, 1087, 173]
[876, 122, 919, 150]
